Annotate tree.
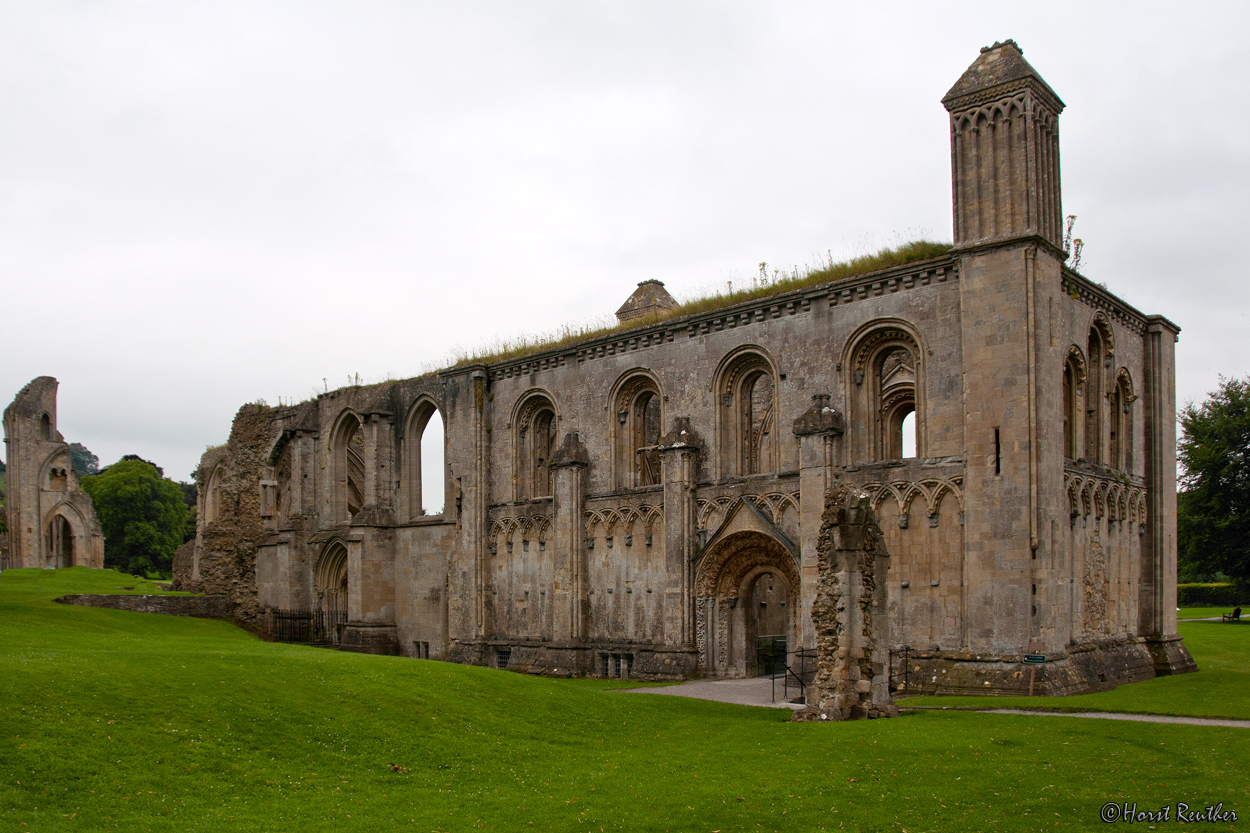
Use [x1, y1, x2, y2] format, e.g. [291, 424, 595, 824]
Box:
[67, 442, 98, 476]
[1177, 376, 1250, 588]
[81, 459, 187, 577]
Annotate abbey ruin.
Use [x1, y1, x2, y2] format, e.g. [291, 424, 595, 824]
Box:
[175, 41, 1195, 694]
[2, 377, 105, 571]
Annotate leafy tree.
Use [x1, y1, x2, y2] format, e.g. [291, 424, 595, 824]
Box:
[1177, 376, 1250, 589]
[67, 442, 98, 476]
[177, 480, 198, 544]
[81, 459, 187, 577]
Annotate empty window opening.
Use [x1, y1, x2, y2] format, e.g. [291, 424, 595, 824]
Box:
[413, 641, 430, 659]
[742, 371, 775, 474]
[900, 410, 917, 459]
[605, 653, 634, 679]
[40, 413, 52, 440]
[994, 428, 1001, 475]
[419, 409, 445, 515]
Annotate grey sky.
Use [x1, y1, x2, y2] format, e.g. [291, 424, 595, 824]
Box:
[3, 2, 1247, 482]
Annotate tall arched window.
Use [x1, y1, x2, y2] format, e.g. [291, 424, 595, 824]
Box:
[844, 323, 923, 464]
[715, 349, 779, 478]
[204, 466, 222, 524]
[1063, 346, 1087, 460]
[405, 400, 445, 518]
[39, 413, 52, 440]
[333, 413, 365, 523]
[1113, 369, 1135, 472]
[1085, 315, 1115, 465]
[613, 373, 663, 489]
[515, 393, 557, 500]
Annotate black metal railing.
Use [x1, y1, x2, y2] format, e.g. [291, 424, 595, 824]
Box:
[262, 608, 347, 646]
[770, 648, 817, 705]
[888, 646, 911, 694]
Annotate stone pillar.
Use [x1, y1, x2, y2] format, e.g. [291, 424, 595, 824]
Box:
[549, 432, 589, 642]
[794, 485, 897, 721]
[793, 395, 844, 652]
[1140, 316, 1196, 675]
[657, 417, 700, 648]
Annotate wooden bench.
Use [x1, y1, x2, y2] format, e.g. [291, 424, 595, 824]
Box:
[1223, 607, 1242, 622]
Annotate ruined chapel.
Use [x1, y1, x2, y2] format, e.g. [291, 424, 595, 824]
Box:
[175, 41, 1195, 695]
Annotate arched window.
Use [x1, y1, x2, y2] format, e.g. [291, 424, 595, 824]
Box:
[204, 466, 222, 524]
[515, 394, 557, 500]
[405, 400, 445, 518]
[333, 413, 365, 523]
[39, 413, 52, 441]
[612, 373, 663, 489]
[845, 323, 923, 463]
[715, 349, 779, 478]
[1063, 346, 1087, 460]
[1085, 315, 1115, 465]
[1113, 369, 1135, 472]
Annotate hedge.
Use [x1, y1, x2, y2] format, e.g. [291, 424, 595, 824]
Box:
[1177, 583, 1246, 607]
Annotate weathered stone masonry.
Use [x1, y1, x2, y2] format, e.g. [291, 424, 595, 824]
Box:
[184, 41, 1194, 694]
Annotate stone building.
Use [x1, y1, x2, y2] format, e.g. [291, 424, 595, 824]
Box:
[182, 41, 1195, 694]
[2, 377, 105, 570]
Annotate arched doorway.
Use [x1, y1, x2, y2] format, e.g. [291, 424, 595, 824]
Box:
[694, 531, 800, 678]
[314, 543, 349, 645]
[46, 514, 74, 568]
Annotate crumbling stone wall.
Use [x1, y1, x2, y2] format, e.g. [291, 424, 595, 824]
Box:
[56, 593, 235, 619]
[172, 402, 285, 622]
[795, 484, 897, 721]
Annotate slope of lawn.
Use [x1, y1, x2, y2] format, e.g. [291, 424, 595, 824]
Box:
[1, 567, 1246, 832]
[901, 620, 1250, 720]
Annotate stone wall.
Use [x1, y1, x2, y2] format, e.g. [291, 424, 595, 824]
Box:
[56, 594, 235, 619]
[795, 485, 897, 720]
[173, 403, 284, 622]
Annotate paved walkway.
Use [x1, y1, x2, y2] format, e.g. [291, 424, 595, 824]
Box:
[618, 682, 1250, 727]
[617, 676, 806, 710]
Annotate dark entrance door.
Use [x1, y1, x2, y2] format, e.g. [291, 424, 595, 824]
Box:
[751, 571, 789, 677]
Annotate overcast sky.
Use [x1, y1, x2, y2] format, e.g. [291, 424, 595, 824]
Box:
[3, 1, 1247, 482]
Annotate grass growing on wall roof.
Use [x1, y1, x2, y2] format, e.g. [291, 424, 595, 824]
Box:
[450, 239, 952, 368]
[2, 567, 1248, 832]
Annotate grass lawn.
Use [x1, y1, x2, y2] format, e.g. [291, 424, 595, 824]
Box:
[2, 568, 1246, 832]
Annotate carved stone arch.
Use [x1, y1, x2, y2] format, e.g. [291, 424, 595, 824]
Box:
[1090, 311, 1116, 355]
[584, 510, 605, 539]
[1066, 344, 1088, 385]
[711, 345, 781, 479]
[1067, 483, 1080, 518]
[693, 530, 801, 676]
[403, 396, 446, 519]
[609, 368, 664, 489]
[932, 479, 964, 513]
[42, 501, 89, 568]
[1080, 481, 1094, 518]
[1063, 344, 1088, 459]
[511, 389, 559, 501]
[314, 540, 350, 618]
[39, 450, 74, 493]
[842, 318, 926, 464]
[330, 410, 366, 523]
[204, 464, 224, 524]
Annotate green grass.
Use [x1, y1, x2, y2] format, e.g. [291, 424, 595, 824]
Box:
[448, 241, 952, 368]
[2, 568, 1246, 832]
